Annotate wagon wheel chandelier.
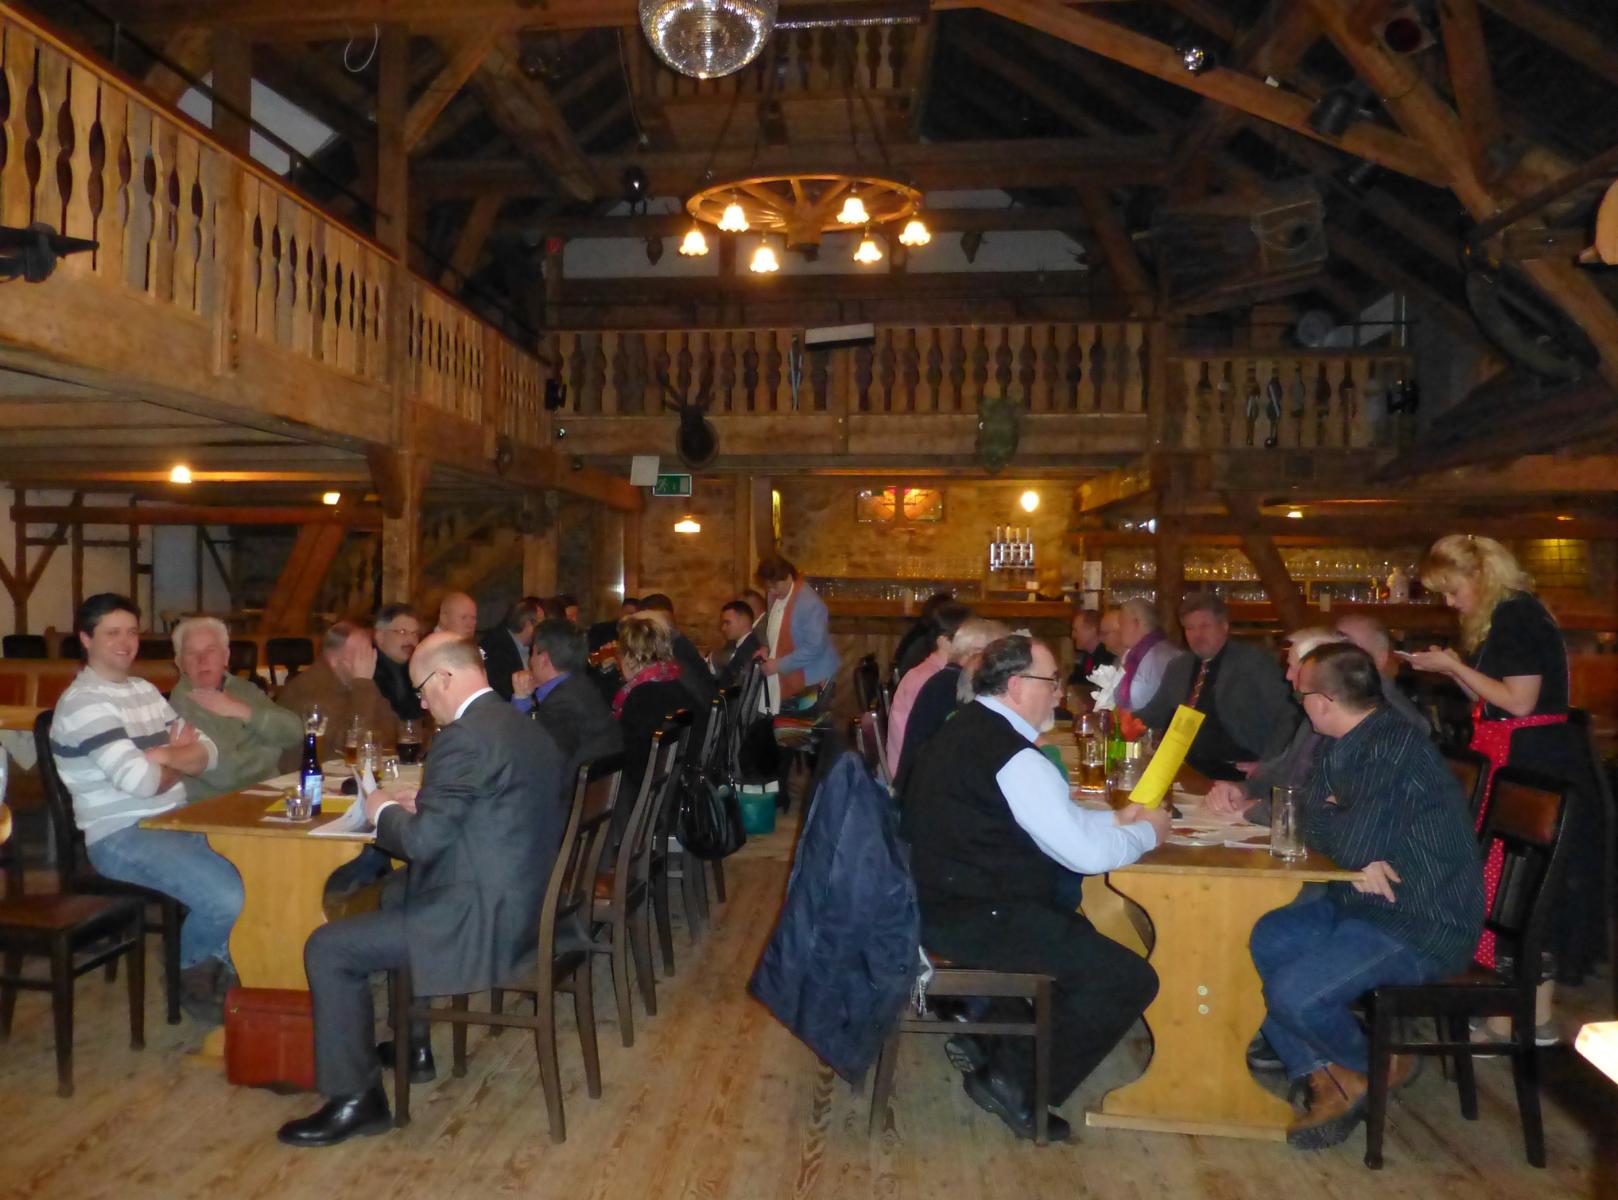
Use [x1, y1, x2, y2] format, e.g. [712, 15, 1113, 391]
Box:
[670, 17, 931, 271]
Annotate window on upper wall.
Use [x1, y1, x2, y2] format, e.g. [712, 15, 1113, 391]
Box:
[854, 486, 944, 524]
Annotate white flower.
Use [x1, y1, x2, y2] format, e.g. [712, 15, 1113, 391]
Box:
[1087, 663, 1125, 711]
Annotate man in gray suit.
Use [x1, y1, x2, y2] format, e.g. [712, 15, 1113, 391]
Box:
[278, 633, 566, 1147]
[1137, 592, 1300, 781]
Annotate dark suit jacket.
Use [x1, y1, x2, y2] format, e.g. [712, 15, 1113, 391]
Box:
[1137, 638, 1300, 764]
[532, 671, 624, 775]
[373, 653, 423, 722]
[374, 692, 565, 997]
[479, 627, 527, 702]
[715, 630, 761, 691]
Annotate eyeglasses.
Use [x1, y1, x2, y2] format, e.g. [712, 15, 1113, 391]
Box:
[412, 669, 442, 699]
[1016, 673, 1063, 689]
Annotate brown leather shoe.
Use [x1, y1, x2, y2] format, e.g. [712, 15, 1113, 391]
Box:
[1287, 1064, 1368, 1150]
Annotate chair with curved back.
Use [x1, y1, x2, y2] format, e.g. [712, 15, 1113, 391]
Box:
[265, 636, 315, 691]
[648, 712, 700, 971]
[657, 691, 730, 947]
[33, 711, 184, 1025]
[1440, 743, 1492, 827]
[1362, 766, 1573, 1169]
[591, 715, 688, 1047]
[853, 709, 891, 792]
[57, 636, 82, 661]
[227, 639, 259, 680]
[2, 634, 47, 659]
[393, 757, 618, 1143]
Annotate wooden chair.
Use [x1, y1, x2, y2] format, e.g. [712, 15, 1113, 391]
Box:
[56, 635, 82, 661]
[1362, 766, 1572, 1169]
[265, 636, 314, 690]
[658, 692, 730, 946]
[1440, 744, 1492, 826]
[853, 709, 891, 791]
[393, 759, 616, 1142]
[868, 960, 1054, 1144]
[853, 654, 882, 713]
[227, 639, 259, 680]
[34, 712, 184, 1025]
[136, 638, 170, 661]
[0, 802, 147, 1097]
[1566, 709, 1618, 1017]
[591, 717, 687, 1047]
[1, 634, 47, 659]
[648, 713, 700, 971]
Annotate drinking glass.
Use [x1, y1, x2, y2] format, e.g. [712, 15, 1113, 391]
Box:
[342, 715, 362, 766]
[284, 786, 312, 823]
[397, 719, 422, 765]
[358, 732, 379, 778]
[1270, 785, 1306, 861]
[1075, 712, 1108, 790]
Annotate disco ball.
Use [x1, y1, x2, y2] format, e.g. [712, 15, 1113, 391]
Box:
[639, 0, 778, 80]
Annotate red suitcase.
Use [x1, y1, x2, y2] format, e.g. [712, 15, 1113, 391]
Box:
[224, 986, 318, 1092]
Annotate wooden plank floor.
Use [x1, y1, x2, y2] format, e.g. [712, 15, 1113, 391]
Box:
[1, 819, 1613, 1199]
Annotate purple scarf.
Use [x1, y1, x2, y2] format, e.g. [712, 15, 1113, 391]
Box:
[612, 659, 682, 719]
[1118, 628, 1165, 711]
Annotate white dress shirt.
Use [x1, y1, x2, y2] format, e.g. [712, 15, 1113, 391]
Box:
[975, 695, 1159, 875]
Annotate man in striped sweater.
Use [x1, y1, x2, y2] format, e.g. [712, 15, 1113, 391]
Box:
[1250, 642, 1484, 1150]
[50, 594, 243, 1023]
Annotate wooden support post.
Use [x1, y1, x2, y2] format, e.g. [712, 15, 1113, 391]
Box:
[370, 448, 429, 606]
[750, 477, 775, 567]
[260, 523, 348, 635]
[543, 238, 565, 334]
[734, 477, 753, 594]
[211, 29, 253, 156]
[521, 492, 559, 598]
[1239, 534, 1310, 632]
[591, 503, 624, 622]
[375, 26, 410, 257]
[622, 509, 642, 599]
[1155, 466, 1186, 642]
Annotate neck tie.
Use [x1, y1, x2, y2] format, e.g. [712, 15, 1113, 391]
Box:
[1187, 659, 1209, 708]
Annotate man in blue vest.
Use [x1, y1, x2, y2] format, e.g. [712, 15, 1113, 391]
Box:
[901, 634, 1168, 1141]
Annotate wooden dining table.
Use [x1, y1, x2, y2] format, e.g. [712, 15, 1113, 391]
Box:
[141, 765, 414, 991]
[1044, 730, 1362, 1140]
[0, 704, 45, 731]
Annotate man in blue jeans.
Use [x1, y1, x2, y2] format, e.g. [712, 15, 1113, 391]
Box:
[1250, 643, 1483, 1150]
[50, 594, 244, 1024]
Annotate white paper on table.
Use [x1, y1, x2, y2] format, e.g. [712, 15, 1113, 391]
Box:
[310, 766, 378, 839]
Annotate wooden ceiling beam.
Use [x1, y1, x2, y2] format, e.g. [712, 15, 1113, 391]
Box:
[414, 135, 1174, 200]
[404, 30, 502, 152]
[1306, 0, 1618, 395]
[1075, 183, 1153, 315]
[950, 37, 1111, 137]
[469, 34, 598, 201]
[496, 204, 1094, 239]
[1175, 511, 1618, 541]
[1438, 0, 1504, 181]
[977, 0, 1449, 186]
[1326, 227, 1478, 337]
[1476, 0, 1618, 91]
[10, 503, 380, 528]
[439, 193, 504, 290]
[1167, 1, 1321, 195]
[144, 27, 212, 105]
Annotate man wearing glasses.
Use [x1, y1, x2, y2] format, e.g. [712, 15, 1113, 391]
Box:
[901, 634, 1169, 1143]
[371, 604, 423, 722]
[279, 633, 566, 1146]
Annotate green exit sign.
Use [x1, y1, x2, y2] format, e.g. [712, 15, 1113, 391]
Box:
[652, 473, 692, 497]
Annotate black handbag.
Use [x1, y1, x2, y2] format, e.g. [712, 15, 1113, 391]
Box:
[679, 768, 746, 861]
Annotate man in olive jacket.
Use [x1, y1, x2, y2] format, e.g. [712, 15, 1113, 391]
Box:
[168, 617, 302, 800]
[278, 632, 566, 1147]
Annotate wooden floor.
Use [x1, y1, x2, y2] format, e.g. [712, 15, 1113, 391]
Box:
[1, 818, 1614, 1200]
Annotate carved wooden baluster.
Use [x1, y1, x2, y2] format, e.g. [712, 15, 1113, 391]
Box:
[1068, 323, 1089, 411]
[0, 28, 27, 232]
[171, 135, 200, 311]
[600, 330, 621, 416]
[286, 211, 311, 355]
[90, 84, 126, 284]
[1127, 323, 1148, 413]
[919, 326, 941, 413]
[1114, 324, 1137, 412]
[21, 35, 50, 227]
[60, 65, 94, 275]
[772, 329, 793, 411]
[152, 118, 181, 304]
[1017, 326, 1040, 410]
[870, 327, 892, 413]
[964, 326, 988, 412]
[944, 326, 966, 412]
[809, 337, 829, 410]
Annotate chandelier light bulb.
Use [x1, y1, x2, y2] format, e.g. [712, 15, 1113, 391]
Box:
[718, 199, 749, 232]
[169, 464, 192, 484]
[898, 216, 931, 247]
[853, 232, 883, 265]
[678, 225, 709, 256]
[836, 193, 869, 226]
[749, 240, 779, 273]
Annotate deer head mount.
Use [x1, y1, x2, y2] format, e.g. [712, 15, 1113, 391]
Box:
[658, 372, 720, 469]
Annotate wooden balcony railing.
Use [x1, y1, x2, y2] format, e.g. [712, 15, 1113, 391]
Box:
[1165, 351, 1415, 452]
[0, 6, 550, 450]
[637, 21, 917, 103]
[550, 322, 1151, 417]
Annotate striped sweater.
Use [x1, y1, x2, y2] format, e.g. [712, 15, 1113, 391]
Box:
[51, 667, 218, 845]
[1305, 704, 1485, 971]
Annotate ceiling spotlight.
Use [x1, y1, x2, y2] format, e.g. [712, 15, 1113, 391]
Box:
[673, 515, 702, 534]
[718, 198, 749, 233]
[169, 464, 192, 484]
[836, 192, 870, 226]
[1307, 83, 1366, 138]
[898, 216, 931, 247]
[1020, 489, 1040, 513]
[749, 239, 779, 273]
[322, 491, 341, 506]
[1286, 508, 1304, 519]
[678, 224, 709, 256]
[1175, 38, 1217, 74]
[853, 231, 883, 265]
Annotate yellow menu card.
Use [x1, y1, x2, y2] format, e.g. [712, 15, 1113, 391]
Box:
[1128, 705, 1205, 809]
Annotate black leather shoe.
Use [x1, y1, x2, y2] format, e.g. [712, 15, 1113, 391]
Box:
[1246, 1033, 1285, 1073]
[962, 1067, 1072, 1143]
[376, 1040, 437, 1083]
[276, 1085, 392, 1147]
[944, 1034, 989, 1074]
